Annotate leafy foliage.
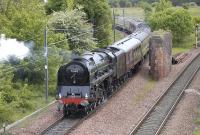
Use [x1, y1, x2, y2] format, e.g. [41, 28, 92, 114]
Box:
[138, 1, 152, 15]
[77, 0, 112, 47]
[45, 0, 112, 48]
[0, 100, 13, 124]
[45, 0, 75, 14]
[147, 0, 193, 43]
[154, 0, 172, 12]
[0, 0, 110, 126]
[48, 10, 96, 54]
[193, 16, 200, 25]
[0, 0, 46, 47]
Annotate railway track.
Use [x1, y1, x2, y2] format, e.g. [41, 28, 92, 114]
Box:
[39, 53, 146, 135]
[39, 85, 122, 135]
[40, 116, 81, 135]
[129, 53, 200, 135]
[39, 65, 140, 135]
[39, 83, 125, 135]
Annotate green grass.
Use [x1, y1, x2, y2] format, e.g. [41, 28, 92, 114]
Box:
[172, 47, 191, 55]
[11, 96, 55, 122]
[112, 6, 200, 21]
[0, 95, 55, 128]
[134, 76, 155, 102]
[172, 33, 195, 55]
[193, 129, 200, 135]
[193, 108, 200, 135]
[188, 6, 200, 16]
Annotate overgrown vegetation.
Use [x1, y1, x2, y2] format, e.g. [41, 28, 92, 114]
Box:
[0, 0, 112, 126]
[147, 0, 193, 43]
[46, 0, 112, 48]
[47, 10, 96, 54]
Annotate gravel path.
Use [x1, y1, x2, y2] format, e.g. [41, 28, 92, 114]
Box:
[160, 64, 200, 135]
[8, 102, 62, 135]
[69, 48, 200, 135]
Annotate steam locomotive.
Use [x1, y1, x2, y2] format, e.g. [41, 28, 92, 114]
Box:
[56, 18, 151, 117]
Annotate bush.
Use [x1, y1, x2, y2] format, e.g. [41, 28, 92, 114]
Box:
[14, 85, 34, 109]
[1, 90, 16, 104]
[189, 2, 197, 6]
[139, 1, 152, 14]
[48, 10, 96, 54]
[151, 2, 158, 7]
[147, 4, 193, 43]
[155, 0, 172, 12]
[126, 2, 132, 7]
[182, 3, 189, 9]
[0, 101, 13, 124]
[193, 16, 200, 25]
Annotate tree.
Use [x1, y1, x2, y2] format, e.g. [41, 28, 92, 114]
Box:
[48, 10, 96, 54]
[155, 0, 172, 12]
[45, 0, 112, 48]
[45, 0, 75, 14]
[77, 0, 112, 47]
[0, 0, 46, 47]
[139, 1, 152, 14]
[193, 16, 200, 25]
[148, 7, 193, 43]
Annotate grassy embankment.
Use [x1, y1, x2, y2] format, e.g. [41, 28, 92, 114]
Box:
[12, 96, 55, 123]
[113, 6, 200, 55]
[1, 93, 55, 128]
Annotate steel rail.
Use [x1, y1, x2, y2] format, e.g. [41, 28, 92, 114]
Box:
[129, 53, 200, 135]
[39, 81, 126, 135]
[39, 116, 65, 135]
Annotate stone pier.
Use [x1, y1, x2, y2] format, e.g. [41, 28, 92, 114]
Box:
[149, 31, 172, 80]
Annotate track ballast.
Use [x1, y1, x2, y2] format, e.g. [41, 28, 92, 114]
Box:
[129, 53, 200, 135]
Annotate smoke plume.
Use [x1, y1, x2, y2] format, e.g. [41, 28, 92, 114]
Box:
[0, 34, 30, 61]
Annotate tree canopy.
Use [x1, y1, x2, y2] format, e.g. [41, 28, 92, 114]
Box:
[48, 10, 96, 54]
[45, 0, 112, 48]
[0, 0, 110, 125]
[146, 0, 193, 43]
[0, 0, 46, 47]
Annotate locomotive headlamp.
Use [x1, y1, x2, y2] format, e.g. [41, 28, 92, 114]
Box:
[56, 93, 62, 100]
[59, 93, 62, 99]
[72, 93, 75, 98]
[85, 93, 88, 99]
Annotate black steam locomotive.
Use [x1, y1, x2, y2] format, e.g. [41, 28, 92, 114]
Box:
[56, 18, 151, 117]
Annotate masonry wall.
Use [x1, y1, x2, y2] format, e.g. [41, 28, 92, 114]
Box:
[149, 32, 172, 80]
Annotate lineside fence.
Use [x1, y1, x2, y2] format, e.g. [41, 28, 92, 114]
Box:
[195, 24, 200, 48]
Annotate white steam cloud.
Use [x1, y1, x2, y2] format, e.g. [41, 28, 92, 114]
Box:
[0, 34, 30, 61]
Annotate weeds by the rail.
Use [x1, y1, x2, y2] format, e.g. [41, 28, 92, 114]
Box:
[193, 108, 200, 135]
[134, 76, 156, 103]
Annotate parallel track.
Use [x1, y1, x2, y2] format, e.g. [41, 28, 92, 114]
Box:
[129, 53, 200, 135]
